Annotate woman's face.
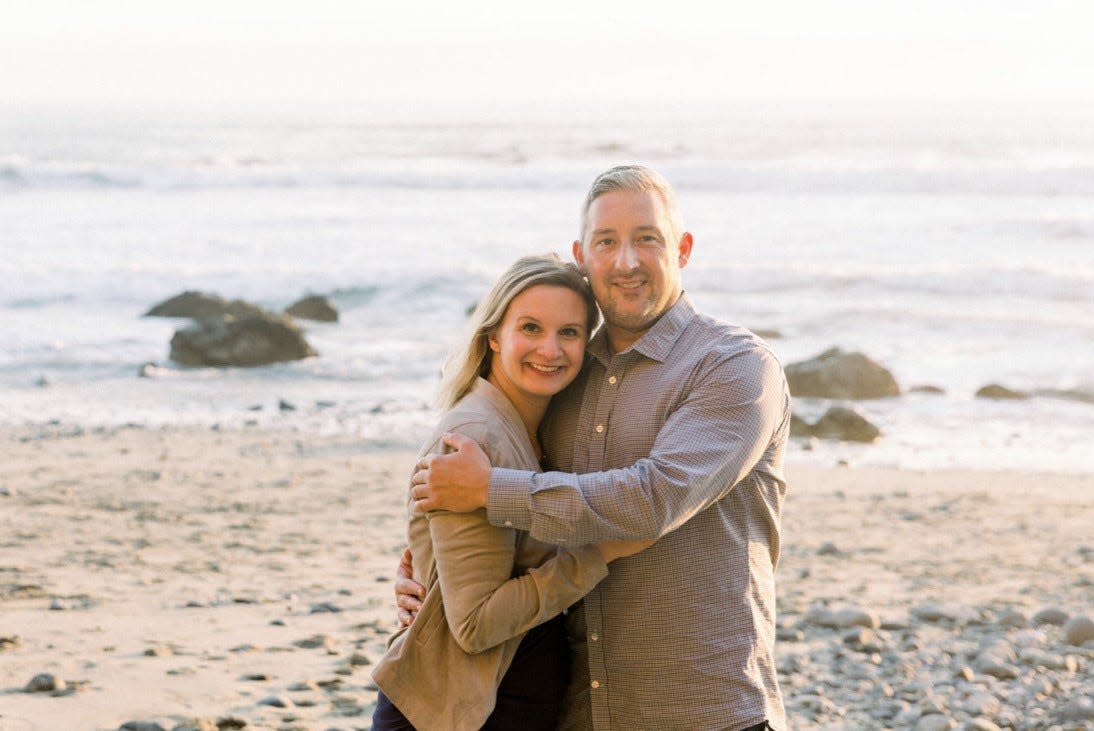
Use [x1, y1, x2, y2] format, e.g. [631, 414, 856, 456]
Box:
[487, 284, 589, 413]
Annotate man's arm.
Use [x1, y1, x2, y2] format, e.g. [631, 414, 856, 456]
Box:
[414, 348, 788, 546]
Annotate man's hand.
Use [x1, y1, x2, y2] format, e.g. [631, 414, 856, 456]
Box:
[410, 433, 491, 513]
[394, 547, 425, 627]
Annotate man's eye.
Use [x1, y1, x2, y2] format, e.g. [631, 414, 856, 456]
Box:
[595, 238, 614, 248]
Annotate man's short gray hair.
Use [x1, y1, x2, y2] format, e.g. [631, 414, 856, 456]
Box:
[578, 164, 684, 245]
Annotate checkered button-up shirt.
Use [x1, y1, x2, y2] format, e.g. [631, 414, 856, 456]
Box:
[488, 293, 790, 731]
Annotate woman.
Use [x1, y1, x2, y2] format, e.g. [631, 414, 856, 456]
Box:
[371, 254, 648, 731]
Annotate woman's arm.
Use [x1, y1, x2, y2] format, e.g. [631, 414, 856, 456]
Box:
[428, 509, 609, 654]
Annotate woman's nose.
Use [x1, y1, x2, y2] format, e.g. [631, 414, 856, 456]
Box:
[537, 335, 562, 358]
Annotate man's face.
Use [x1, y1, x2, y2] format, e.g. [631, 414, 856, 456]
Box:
[573, 189, 692, 352]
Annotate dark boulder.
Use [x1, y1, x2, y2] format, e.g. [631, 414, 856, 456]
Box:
[811, 406, 882, 443]
[785, 347, 900, 399]
[909, 384, 946, 395]
[169, 313, 317, 367]
[790, 413, 813, 437]
[285, 295, 338, 322]
[145, 291, 269, 320]
[975, 383, 1028, 400]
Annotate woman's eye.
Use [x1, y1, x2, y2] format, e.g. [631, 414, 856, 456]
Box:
[560, 327, 581, 338]
[521, 323, 540, 333]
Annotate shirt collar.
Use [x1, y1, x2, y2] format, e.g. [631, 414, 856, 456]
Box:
[588, 292, 697, 365]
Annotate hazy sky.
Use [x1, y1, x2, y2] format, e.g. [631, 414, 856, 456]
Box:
[3, 0, 1093, 105]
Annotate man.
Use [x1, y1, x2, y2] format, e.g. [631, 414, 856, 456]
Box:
[403, 165, 790, 730]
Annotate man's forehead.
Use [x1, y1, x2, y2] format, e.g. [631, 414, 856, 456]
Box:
[588, 224, 663, 235]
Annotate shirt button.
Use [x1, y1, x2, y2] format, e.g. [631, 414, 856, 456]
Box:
[595, 424, 604, 433]
[591, 680, 600, 689]
[589, 632, 599, 641]
[608, 376, 617, 384]
[504, 520, 512, 527]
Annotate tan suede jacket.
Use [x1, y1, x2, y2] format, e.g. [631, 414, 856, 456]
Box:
[372, 378, 609, 731]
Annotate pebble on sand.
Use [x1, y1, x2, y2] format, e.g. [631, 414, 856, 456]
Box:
[24, 672, 65, 693]
[915, 713, 956, 731]
[169, 720, 218, 731]
[118, 722, 167, 731]
[1030, 606, 1069, 626]
[256, 694, 294, 708]
[1062, 614, 1094, 646]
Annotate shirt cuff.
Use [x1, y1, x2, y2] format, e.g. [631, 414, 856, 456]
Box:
[487, 467, 535, 531]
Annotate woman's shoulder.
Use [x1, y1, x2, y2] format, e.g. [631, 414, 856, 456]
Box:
[420, 387, 528, 467]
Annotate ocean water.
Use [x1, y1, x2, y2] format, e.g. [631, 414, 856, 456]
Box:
[2, 101, 1092, 472]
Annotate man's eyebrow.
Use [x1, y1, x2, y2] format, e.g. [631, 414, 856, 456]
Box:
[589, 227, 617, 237]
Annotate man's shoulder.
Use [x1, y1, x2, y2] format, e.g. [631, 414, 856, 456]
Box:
[684, 309, 782, 367]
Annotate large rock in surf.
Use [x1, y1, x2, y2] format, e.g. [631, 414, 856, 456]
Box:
[285, 295, 338, 322]
[169, 313, 317, 367]
[811, 406, 882, 443]
[145, 291, 269, 320]
[785, 347, 900, 399]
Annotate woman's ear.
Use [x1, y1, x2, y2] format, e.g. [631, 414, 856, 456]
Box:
[488, 332, 500, 353]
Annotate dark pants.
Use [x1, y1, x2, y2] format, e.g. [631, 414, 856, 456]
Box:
[372, 614, 570, 731]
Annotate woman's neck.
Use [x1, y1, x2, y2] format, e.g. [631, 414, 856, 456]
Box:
[486, 374, 548, 452]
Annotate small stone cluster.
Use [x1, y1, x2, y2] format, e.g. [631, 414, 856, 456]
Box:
[777, 601, 1094, 730]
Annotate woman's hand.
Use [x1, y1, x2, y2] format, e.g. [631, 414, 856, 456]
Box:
[594, 537, 656, 564]
[394, 547, 425, 627]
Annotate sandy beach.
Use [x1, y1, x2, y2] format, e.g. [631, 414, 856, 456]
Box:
[1, 424, 1091, 731]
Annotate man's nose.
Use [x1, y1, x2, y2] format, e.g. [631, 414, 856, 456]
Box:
[615, 241, 639, 270]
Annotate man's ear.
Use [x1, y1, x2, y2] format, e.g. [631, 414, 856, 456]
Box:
[572, 240, 587, 272]
[677, 232, 694, 268]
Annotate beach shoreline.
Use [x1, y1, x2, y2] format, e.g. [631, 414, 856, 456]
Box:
[1, 424, 1091, 730]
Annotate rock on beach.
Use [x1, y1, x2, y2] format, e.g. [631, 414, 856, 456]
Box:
[284, 294, 339, 322]
[144, 291, 269, 320]
[169, 312, 317, 367]
[1063, 615, 1094, 646]
[810, 406, 882, 443]
[785, 347, 901, 399]
[975, 383, 1029, 400]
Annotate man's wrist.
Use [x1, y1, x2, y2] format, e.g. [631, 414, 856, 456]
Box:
[486, 467, 534, 530]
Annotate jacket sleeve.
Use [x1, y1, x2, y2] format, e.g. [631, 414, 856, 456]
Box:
[486, 347, 789, 546]
[425, 419, 609, 654]
[428, 510, 607, 654]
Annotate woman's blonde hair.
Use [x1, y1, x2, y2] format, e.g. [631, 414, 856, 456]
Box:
[437, 254, 598, 409]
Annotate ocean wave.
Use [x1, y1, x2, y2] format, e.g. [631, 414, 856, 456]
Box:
[4, 153, 1094, 196]
[691, 266, 1094, 305]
